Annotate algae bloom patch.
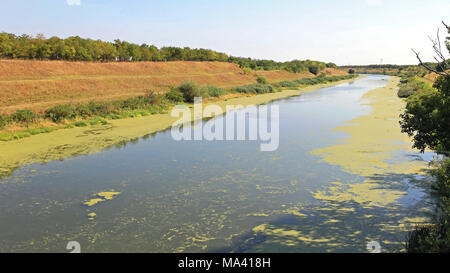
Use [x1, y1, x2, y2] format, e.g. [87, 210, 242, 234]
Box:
[83, 191, 121, 207]
[87, 212, 97, 220]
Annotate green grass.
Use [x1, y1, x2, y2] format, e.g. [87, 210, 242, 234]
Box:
[233, 84, 280, 94]
[397, 76, 434, 98]
[0, 126, 60, 141]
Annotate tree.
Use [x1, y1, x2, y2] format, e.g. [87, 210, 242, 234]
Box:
[412, 21, 449, 77]
[401, 22, 450, 156]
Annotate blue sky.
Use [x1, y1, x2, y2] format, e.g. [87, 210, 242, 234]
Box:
[1, 0, 449, 65]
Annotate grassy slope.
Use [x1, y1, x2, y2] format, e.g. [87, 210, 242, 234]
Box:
[0, 60, 345, 114]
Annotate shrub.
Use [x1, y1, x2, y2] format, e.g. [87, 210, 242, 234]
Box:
[242, 67, 253, 74]
[87, 117, 108, 125]
[0, 114, 8, 129]
[87, 101, 116, 117]
[74, 121, 88, 127]
[407, 159, 450, 253]
[279, 81, 299, 88]
[73, 104, 92, 118]
[295, 77, 320, 85]
[348, 69, 355, 74]
[309, 66, 320, 75]
[317, 73, 327, 82]
[234, 84, 275, 94]
[45, 104, 77, 122]
[205, 86, 227, 97]
[144, 90, 161, 105]
[116, 91, 160, 110]
[397, 77, 431, 98]
[400, 77, 409, 84]
[119, 96, 146, 110]
[256, 75, 268, 84]
[326, 62, 338, 69]
[164, 87, 185, 102]
[398, 87, 417, 98]
[177, 80, 208, 103]
[10, 109, 37, 124]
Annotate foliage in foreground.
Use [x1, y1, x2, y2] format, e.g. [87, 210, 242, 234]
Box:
[400, 75, 450, 155]
[401, 74, 450, 253]
[407, 158, 450, 253]
[401, 21, 450, 252]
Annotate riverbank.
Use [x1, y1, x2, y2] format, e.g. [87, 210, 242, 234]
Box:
[0, 77, 358, 179]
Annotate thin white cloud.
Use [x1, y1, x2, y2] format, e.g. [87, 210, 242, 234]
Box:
[66, 0, 81, 6]
[366, 0, 382, 6]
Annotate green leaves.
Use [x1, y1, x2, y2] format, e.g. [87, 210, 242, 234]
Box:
[400, 75, 450, 156]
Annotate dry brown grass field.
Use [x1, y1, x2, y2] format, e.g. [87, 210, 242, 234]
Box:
[0, 59, 346, 114]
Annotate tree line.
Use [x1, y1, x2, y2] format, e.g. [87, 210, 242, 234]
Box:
[228, 56, 336, 74]
[0, 32, 332, 74]
[0, 32, 229, 62]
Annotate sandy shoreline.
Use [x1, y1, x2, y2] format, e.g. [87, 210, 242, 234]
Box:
[0, 78, 358, 179]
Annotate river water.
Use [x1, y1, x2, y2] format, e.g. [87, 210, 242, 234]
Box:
[0, 75, 434, 252]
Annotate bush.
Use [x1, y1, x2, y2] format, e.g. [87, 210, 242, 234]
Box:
[295, 77, 321, 85]
[119, 96, 147, 110]
[279, 75, 358, 89]
[74, 121, 88, 127]
[348, 69, 355, 74]
[234, 84, 276, 94]
[10, 109, 37, 124]
[177, 80, 208, 103]
[431, 159, 450, 198]
[86, 101, 116, 117]
[45, 104, 77, 122]
[309, 66, 320, 75]
[116, 91, 160, 110]
[205, 86, 227, 97]
[407, 159, 450, 253]
[87, 117, 108, 126]
[397, 77, 431, 98]
[326, 62, 338, 69]
[164, 87, 185, 102]
[0, 114, 8, 129]
[256, 76, 268, 84]
[317, 73, 327, 81]
[278, 81, 299, 88]
[398, 87, 417, 98]
[74, 105, 91, 118]
[242, 67, 253, 74]
[400, 77, 409, 84]
[144, 91, 161, 105]
[407, 223, 448, 253]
